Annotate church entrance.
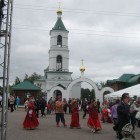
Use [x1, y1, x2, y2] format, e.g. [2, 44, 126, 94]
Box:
[53, 90, 62, 100]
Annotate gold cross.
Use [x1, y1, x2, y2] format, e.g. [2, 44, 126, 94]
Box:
[58, 0, 61, 10]
[81, 59, 84, 66]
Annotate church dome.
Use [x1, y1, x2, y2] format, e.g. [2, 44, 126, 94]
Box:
[57, 9, 62, 15]
[80, 66, 85, 72]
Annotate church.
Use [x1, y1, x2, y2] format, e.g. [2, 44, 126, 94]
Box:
[34, 8, 81, 102]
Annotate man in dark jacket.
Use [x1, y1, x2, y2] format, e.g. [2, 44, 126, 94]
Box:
[82, 99, 88, 119]
[117, 93, 130, 140]
[34, 98, 40, 118]
[40, 97, 46, 117]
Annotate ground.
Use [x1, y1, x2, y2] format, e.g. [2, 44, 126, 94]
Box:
[4, 108, 140, 140]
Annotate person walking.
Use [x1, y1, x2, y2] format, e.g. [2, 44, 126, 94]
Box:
[111, 99, 120, 138]
[9, 94, 15, 112]
[47, 101, 51, 114]
[16, 96, 20, 108]
[34, 98, 40, 118]
[87, 100, 102, 133]
[97, 99, 100, 113]
[63, 98, 68, 114]
[130, 100, 137, 130]
[82, 99, 87, 119]
[70, 99, 80, 129]
[117, 93, 131, 140]
[40, 97, 46, 117]
[68, 98, 72, 114]
[23, 96, 39, 129]
[55, 96, 66, 127]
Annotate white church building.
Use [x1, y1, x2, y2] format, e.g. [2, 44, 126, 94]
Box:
[34, 9, 81, 101]
[34, 9, 114, 103]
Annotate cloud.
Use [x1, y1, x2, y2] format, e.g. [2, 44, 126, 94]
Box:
[3, 0, 140, 86]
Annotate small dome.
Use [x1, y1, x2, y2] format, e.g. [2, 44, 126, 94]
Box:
[57, 9, 62, 15]
[80, 66, 85, 72]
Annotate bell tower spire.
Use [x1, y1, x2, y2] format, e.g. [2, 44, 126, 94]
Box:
[48, 5, 69, 72]
[57, 0, 62, 17]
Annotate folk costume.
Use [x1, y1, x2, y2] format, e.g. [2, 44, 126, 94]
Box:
[23, 99, 39, 129]
[55, 97, 66, 127]
[70, 100, 80, 129]
[87, 102, 101, 133]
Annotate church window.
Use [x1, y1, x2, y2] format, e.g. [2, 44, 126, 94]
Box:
[56, 55, 62, 71]
[57, 35, 62, 47]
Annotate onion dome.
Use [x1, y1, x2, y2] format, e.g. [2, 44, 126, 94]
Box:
[80, 65, 85, 72]
[57, 9, 62, 15]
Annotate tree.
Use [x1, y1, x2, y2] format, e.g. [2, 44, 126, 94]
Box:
[81, 88, 94, 100]
[96, 81, 107, 90]
[90, 89, 95, 99]
[27, 72, 41, 83]
[24, 73, 28, 81]
[20, 72, 41, 83]
[14, 76, 21, 85]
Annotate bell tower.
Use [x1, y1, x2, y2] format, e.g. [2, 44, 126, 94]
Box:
[43, 6, 72, 93]
[34, 5, 81, 102]
[48, 8, 69, 72]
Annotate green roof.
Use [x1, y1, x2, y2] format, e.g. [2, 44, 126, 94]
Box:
[107, 74, 135, 84]
[52, 17, 67, 31]
[118, 74, 135, 82]
[126, 74, 140, 86]
[12, 81, 41, 91]
[107, 74, 140, 88]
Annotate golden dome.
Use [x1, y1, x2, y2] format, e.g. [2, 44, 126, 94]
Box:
[80, 65, 85, 72]
[57, 9, 62, 15]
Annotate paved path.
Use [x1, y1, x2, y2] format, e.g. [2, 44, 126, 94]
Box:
[6, 108, 140, 140]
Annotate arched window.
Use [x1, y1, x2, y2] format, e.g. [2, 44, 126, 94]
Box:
[56, 55, 62, 71]
[57, 35, 62, 47]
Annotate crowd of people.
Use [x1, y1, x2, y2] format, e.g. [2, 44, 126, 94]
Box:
[22, 95, 102, 134]
[0, 94, 20, 111]
[6, 92, 140, 140]
[103, 93, 140, 140]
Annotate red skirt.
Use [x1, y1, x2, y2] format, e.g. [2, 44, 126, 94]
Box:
[87, 116, 101, 130]
[23, 111, 39, 129]
[70, 111, 80, 128]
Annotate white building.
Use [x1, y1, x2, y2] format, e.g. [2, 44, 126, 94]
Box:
[34, 9, 81, 101]
[34, 9, 114, 103]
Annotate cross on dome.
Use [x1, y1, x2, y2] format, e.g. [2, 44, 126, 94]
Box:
[57, 0, 62, 16]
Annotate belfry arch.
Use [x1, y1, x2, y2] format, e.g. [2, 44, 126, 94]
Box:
[67, 77, 114, 103]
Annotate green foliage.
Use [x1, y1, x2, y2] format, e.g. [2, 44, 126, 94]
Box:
[24, 73, 28, 81]
[26, 72, 41, 83]
[13, 72, 41, 86]
[9, 85, 14, 94]
[81, 88, 95, 100]
[14, 76, 21, 85]
[6, 72, 41, 94]
[96, 81, 107, 90]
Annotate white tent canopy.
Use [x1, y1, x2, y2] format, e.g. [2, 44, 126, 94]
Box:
[105, 84, 140, 99]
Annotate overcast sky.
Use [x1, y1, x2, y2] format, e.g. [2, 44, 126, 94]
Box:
[9, 0, 140, 86]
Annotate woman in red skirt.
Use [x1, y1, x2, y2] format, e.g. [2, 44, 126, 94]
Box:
[70, 99, 80, 129]
[87, 100, 101, 133]
[23, 96, 39, 129]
